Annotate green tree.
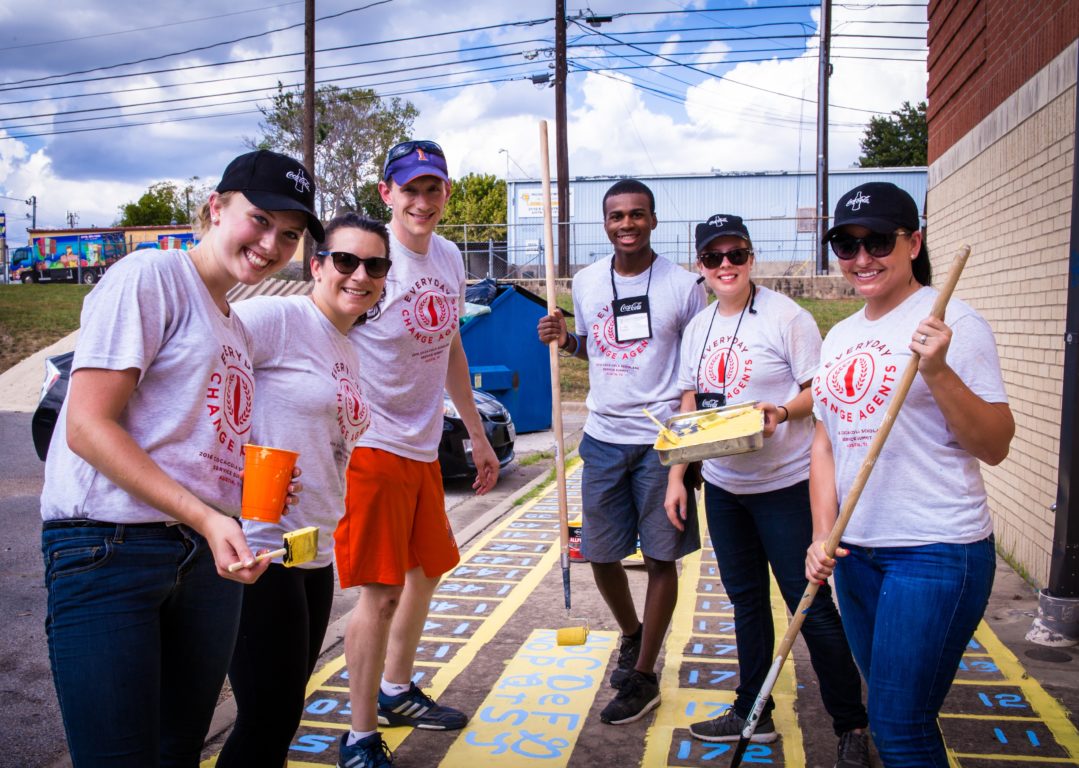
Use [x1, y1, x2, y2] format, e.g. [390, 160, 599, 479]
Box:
[249, 84, 417, 218]
[857, 101, 928, 168]
[439, 173, 507, 243]
[118, 182, 188, 226]
[117, 178, 212, 226]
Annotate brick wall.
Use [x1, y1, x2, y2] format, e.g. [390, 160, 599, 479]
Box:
[928, 0, 1079, 162]
[927, 48, 1074, 585]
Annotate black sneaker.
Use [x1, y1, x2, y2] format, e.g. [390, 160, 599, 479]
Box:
[599, 670, 660, 724]
[835, 730, 870, 768]
[337, 732, 394, 767]
[610, 630, 642, 689]
[689, 709, 778, 743]
[377, 682, 468, 730]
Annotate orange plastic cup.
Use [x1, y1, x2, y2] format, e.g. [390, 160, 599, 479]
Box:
[241, 444, 300, 523]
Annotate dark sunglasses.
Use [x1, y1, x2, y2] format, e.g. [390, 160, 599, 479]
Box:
[698, 248, 753, 269]
[317, 251, 392, 279]
[382, 140, 445, 177]
[828, 230, 911, 260]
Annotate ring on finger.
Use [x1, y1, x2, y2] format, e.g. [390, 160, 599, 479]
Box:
[919, 333, 928, 345]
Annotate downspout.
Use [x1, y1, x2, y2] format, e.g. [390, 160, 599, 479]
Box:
[1028, 49, 1079, 646]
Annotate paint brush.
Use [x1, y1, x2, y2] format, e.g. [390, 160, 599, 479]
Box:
[227, 525, 319, 572]
[643, 408, 680, 444]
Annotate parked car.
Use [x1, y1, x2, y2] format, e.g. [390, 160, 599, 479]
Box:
[32, 352, 517, 480]
[439, 388, 516, 480]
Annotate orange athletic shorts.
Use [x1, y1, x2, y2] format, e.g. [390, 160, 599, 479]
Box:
[334, 447, 460, 588]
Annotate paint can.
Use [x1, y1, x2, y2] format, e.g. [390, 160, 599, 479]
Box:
[568, 520, 585, 562]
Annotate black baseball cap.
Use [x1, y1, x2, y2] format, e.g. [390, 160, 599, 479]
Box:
[695, 214, 752, 253]
[824, 181, 919, 242]
[217, 150, 324, 241]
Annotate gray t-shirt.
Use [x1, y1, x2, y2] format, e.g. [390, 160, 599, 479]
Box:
[573, 255, 706, 444]
[41, 249, 254, 523]
[813, 286, 1008, 546]
[349, 232, 465, 462]
[678, 285, 821, 494]
[233, 295, 368, 568]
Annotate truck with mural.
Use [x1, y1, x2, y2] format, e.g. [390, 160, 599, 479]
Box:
[13, 230, 127, 284]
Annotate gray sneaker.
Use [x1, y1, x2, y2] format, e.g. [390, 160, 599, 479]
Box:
[835, 730, 870, 768]
[689, 709, 778, 743]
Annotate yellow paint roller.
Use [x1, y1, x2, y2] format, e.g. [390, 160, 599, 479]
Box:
[227, 525, 319, 573]
[556, 624, 590, 646]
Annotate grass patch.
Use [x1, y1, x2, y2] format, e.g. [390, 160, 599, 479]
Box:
[519, 450, 554, 467]
[0, 285, 90, 373]
[795, 297, 865, 336]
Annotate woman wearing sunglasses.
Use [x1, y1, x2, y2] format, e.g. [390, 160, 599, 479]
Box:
[807, 182, 1014, 767]
[217, 213, 391, 768]
[666, 215, 870, 767]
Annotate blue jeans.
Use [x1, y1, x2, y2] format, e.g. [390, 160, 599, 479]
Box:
[43, 521, 243, 768]
[704, 480, 867, 735]
[834, 537, 995, 767]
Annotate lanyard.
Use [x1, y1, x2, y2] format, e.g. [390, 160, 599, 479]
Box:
[695, 283, 756, 398]
[609, 252, 655, 302]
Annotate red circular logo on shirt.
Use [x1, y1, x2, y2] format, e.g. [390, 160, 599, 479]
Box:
[702, 348, 740, 391]
[414, 291, 452, 333]
[825, 352, 875, 405]
[223, 365, 254, 434]
[338, 378, 370, 433]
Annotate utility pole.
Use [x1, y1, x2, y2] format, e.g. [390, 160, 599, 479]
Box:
[26, 195, 37, 230]
[816, 0, 832, 275]
[302, 0, 316, 280]
[66, 211, 79, 229]
[554, 0, 570, 278]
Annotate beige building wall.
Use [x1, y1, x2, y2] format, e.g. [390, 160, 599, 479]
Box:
[926, 42, 1076, 586]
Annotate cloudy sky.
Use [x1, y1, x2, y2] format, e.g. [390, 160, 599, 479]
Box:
[0, 0, 927, 245]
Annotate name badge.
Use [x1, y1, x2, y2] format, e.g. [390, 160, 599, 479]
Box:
[695, 392, 726, 410]
[613, 295, 652, 343]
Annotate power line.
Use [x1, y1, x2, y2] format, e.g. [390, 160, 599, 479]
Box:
[0, 1, 303, 54]
[3, 0, 395, 88]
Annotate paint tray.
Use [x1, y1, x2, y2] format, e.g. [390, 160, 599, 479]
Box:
[654, 402, 764, 466]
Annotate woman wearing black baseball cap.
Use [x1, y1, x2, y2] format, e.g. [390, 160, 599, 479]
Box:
[39, 149, 320, 766]
[807, 181, 1014, 767]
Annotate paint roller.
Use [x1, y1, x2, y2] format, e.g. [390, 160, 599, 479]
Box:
[539, 119, 588, 647]
[227, 525, 319, 573]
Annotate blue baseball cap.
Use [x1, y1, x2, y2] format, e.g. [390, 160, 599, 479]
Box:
[383, 140, 450, 186]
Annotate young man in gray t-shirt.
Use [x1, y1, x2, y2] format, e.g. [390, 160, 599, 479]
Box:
[537, 179, 705, 725]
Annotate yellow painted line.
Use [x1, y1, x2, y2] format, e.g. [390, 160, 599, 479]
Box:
[940, 713, 1043, 722]
[693, 612, 736, 618]
[419, 636, 469, 644]
[951, 679, 1022, 686]
[681, 657, 739, 666]
[429, 594, 507, 601]
[950, 754, 1079, 764]
[440, 577, 520, 585]
[439, 628, 618, 766]
[686, 632, 736, 640]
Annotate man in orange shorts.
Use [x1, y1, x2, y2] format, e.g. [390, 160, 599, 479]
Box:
[335, 140, 500, 768]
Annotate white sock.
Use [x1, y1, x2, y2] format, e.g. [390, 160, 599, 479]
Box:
[380, 678, 410, 696]
[346, 729, 377, 746]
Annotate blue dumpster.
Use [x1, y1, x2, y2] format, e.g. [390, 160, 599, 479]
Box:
[459, 282, 552, 433]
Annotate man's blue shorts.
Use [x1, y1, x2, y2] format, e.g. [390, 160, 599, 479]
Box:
[578, 433, 701, 563]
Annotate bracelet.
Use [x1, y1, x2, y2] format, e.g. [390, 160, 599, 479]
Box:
[558, 333, 579, 357]
[777, 404, 789, 424]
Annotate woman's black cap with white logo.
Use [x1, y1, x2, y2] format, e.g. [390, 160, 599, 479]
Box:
[824, 181, 919, 242]
[217, 150, 324, 241]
